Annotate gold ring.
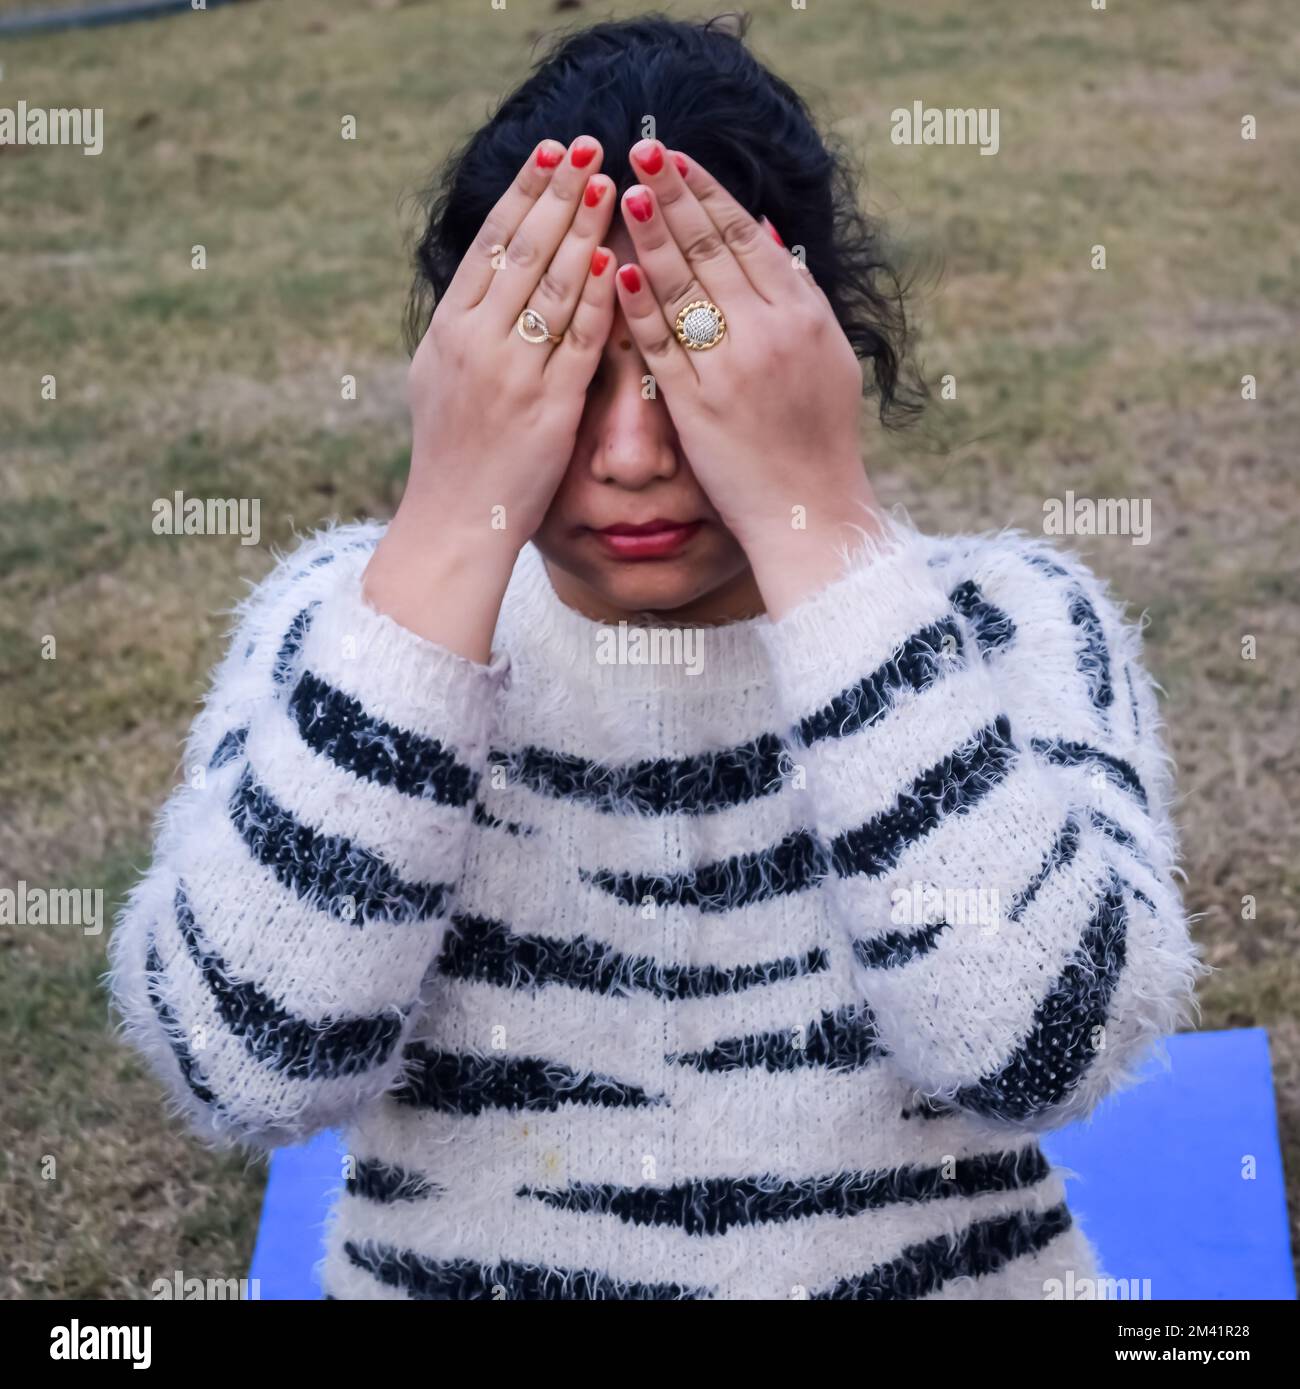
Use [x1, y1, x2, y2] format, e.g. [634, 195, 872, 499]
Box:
[674, 299, 726, 351]
[517, 308, 563, 345]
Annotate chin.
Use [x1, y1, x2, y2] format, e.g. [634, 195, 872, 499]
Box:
[536, 525, 752, 621]
[591, 558, 718, 615]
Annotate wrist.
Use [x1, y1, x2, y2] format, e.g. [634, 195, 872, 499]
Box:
[756, 522, 945, 698]
[738, 481, 884, 619]
[363, 514, 519, 664]
[379, 503, 520, 581]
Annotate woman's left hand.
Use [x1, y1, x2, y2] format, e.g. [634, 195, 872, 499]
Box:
[614, 139, 882, 616]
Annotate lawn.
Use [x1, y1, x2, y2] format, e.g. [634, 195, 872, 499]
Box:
[1, 0, 1296, 1296]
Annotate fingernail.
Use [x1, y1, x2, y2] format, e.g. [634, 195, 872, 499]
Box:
[625, 187, 653, 223]
[618, 264, 642, 293]
[583, 178, 605, 207]
[571, 140, 598, 169]
[591, 248, 611, 276]
[536, 144, 563, 169]
[631, 139, 663, 175]
[763, 216, 785, 248]
[671, 152, 689, 177]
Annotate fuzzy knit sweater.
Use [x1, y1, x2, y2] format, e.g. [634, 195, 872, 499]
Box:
[109, 516, 1202, 1301]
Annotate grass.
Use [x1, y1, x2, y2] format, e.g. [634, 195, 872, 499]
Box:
[1, 0, 1296, 1296]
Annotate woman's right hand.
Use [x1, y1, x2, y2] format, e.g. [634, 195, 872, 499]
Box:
[364, 135, 618, 660]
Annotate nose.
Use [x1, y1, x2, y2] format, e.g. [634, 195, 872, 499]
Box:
[587, 364, 679, 489]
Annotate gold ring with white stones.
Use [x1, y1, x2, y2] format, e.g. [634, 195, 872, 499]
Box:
[516, 308, 563, 345]
[674, 298, 726, 351]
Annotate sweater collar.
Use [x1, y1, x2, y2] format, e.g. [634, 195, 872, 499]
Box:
[495, 541, 777, 694]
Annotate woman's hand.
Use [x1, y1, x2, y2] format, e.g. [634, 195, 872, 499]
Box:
[365, 135, 618, 660]
[612, 140, 881, 617]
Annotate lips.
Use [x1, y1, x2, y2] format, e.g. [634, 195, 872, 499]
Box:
[592, 518, 703, 560]
[598, 519, 695, 536]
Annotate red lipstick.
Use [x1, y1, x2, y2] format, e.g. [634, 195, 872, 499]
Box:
[592, 518, 703, 560]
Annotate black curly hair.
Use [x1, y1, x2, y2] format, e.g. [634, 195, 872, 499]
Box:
[407, 11, 925, 427]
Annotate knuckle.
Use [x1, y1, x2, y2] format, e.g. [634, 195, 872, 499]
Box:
[644, 330, 677, 360]
[518, 170, 547, 199]
[537, 268, 569, 304]
[441, 342, 468, 375]
[501, 371, 532, 405]
[725, 214, 763, 252]
[563, 318, 593, 353]
[664, 276, 701, 308]
[682, 228, 725, 263]
[506, 235, 539, 269]
[425, 319, 451, 358]
[476, 216, 509, 258]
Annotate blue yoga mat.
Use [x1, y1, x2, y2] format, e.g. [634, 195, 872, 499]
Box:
[247, 1027, 1296, 1299]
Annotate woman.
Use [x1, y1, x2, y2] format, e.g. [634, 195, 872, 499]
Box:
[110, 15, 1202, 1300]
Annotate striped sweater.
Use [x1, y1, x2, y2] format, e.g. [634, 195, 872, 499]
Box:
[109, 517, 1203, 1300]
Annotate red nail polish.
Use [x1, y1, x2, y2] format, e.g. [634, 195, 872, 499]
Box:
[536, 145, 563, 169]
[584, 178, 604, 207]
[671, 152, 689, 178]
[633, 140, 663, 175]
[766, 218, 785, 248]
[625, 188, 653, 223]
[571, 141, 597, 169]
[618, 264, 642, 293]
[591, 248, 610, 277]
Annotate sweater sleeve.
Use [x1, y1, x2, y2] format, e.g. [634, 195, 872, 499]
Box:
[756, 517, 1205, 1132]
[108, 522, 509, 1149]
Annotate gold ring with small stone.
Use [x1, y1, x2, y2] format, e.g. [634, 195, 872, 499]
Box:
[517, 308, 563, 345]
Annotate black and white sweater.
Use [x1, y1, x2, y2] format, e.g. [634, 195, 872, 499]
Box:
[109, 517, 1202, 1300]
